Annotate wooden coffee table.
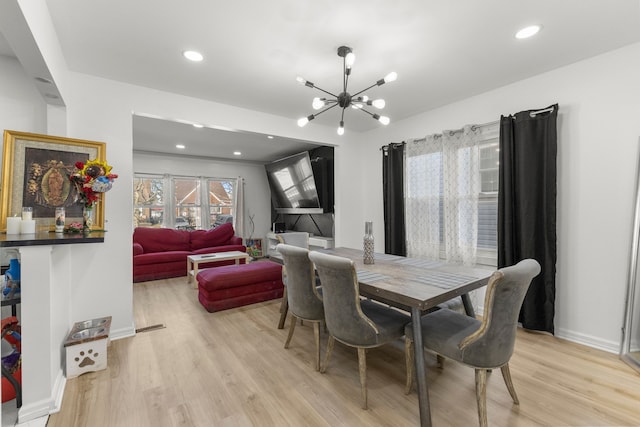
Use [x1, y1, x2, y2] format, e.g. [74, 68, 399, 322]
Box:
[187, 251, 250, 286]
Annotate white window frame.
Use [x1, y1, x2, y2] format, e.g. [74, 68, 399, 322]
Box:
[133, 173, 237, 230]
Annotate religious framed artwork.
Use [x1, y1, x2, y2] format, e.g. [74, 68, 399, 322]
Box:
[1, 130, 107, 232]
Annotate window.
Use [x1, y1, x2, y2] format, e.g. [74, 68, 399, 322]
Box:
[405, 124, 498, 266]
[174, 177, 201, 230]
[133, 173, 236, 230]
[208, 179, 235, 225]
[478, 141, 499, 254]
[133, 174, 165, 227]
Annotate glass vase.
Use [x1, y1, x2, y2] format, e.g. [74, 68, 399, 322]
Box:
[55, 207, 65, 233]
[363, 221, 374, 265]
[83, 206, 94, 233]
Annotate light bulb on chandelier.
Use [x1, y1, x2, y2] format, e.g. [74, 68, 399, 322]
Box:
[296, 46, 396, 135]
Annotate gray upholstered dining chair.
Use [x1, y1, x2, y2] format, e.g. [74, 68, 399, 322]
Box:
[276, 243, 324, 371]
[308, 251, 411, 409]
[404, 258, 541, 427]
[276, 232, 310, 329]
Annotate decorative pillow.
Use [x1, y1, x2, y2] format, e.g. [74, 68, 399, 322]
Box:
[190, 222, 235, 250]
[133, 227, 190, 253]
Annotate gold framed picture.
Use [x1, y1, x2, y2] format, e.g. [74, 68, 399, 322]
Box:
[1, 130, 107, 232]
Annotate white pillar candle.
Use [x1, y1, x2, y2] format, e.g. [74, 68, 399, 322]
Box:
[22, 207, 33, 221]
[6, 217, 21, 234]
[20, 219, 36, 234]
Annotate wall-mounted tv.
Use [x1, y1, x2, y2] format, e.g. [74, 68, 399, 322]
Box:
[265, 151, 324, 214]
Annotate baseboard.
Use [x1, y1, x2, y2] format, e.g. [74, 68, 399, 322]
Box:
[51, 370, 66, 413]
[17, 368, 65, 423]
[475, 304, 620, 354]
[554, 327, 620, 354]
[109, 323, 136, 341]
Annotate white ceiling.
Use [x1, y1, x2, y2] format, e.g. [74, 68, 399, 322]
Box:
[0, 32, 12, 57]
[132, 114, 321, 163]
[9, 1, 640, 162]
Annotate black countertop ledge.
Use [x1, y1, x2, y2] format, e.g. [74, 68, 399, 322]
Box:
[0, 231, 105, 247]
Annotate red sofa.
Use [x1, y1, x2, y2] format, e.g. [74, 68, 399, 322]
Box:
[133, 223, 246, 282]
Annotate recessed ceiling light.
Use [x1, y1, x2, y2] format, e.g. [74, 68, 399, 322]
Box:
[183, 50, 203, 62]
[515, 25, 541, 39]
[176, 144, 186, 149]
[267, 135, 274, 139]
[193, 123, 204, 128]
[233, 151, 242, 156]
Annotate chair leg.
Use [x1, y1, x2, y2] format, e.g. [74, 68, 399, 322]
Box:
[436, 354, 445, 369]
[313, 321, 321, 371]
[500, 363, 520, 405]
[405, 337, 414, 394]
[320, 335, 335, 373]
[475, 369, 488, 427]
[284, 314, 297, 349]
[277, 288, 288, 329]
[357, 347, 368, 410]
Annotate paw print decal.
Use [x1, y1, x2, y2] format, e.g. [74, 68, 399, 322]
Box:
[75, 349, 99, 368]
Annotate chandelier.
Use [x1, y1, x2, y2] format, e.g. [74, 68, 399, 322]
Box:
[296, 46, 397, 135]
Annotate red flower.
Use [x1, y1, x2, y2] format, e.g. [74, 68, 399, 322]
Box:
[75, 161, 85, 169]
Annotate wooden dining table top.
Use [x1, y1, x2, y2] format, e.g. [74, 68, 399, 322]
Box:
[319, 247, 493, 312]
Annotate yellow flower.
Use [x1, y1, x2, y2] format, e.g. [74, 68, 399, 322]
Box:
[81, 159, 112, 177]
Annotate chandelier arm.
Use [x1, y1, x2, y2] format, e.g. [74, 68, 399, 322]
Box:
[343, 56, 351, 93]
[311, 85, 339, 98]
[311, 102, 340, 118]
[357, 107, 374, 117]
[351, 82, 379, 98]
[340, 107, 346, 121]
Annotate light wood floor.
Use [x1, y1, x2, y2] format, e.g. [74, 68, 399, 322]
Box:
[48, 276, 640, 427]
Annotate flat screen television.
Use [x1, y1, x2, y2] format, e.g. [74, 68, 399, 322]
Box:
[265, 151, 324, 214]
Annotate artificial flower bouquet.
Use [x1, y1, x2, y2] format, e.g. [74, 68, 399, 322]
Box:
[69, 159, 118, 208]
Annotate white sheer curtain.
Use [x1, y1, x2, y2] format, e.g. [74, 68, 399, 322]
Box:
[406, 135, 442, 259]
[233, 176, 245, 239]
[406, 125, 481, 265]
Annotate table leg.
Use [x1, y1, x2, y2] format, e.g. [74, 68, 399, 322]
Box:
[187, 258, 192, 284]
[461, 294, 475, 318]
[192, 262, 199, 287]
[411, 306, 432, 427]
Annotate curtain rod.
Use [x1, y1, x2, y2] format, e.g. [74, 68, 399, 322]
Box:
[529, 106, 555, 117]
[408, 119, 499, 143]
[380, 142, 405, 151]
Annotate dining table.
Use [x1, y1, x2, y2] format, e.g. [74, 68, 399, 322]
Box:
[319, 247, 493, 427]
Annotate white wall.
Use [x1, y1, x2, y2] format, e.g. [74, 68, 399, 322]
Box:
[133, 152, 273, 239]
[7, 0, 639, 371]
[59, 70, 351, 338]
[360, 42, 640, 352]
[0, 54, 47, 137]
[0, 54, 47, 279]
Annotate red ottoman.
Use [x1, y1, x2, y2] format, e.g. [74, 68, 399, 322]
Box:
[197, 261, 284, 312]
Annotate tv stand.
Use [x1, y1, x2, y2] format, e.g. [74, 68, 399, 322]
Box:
[274, 212, 325, 236]
[266, 232, 334, 259]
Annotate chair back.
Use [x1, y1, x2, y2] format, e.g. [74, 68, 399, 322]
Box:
[277, 244, 323, 321]
[309, 251, 380, 346]
[460, 259, 541, 367]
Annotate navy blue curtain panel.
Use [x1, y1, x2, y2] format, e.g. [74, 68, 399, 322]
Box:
[498, 104, 558, 334]
[382, 143, 406, 256]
